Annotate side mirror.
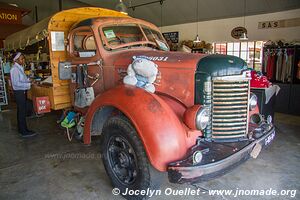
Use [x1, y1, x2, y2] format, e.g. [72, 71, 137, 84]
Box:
[58, 61, 72, 80]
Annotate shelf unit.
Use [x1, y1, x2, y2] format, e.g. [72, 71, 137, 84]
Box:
[0, 56, 8, 111]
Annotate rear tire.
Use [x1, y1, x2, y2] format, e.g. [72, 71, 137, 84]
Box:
[101, 116, 163, 200]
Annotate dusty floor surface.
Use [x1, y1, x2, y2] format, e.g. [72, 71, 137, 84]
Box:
[0, 108, 299, 200]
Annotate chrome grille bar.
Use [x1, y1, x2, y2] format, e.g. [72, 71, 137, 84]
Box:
[213, 130, 247, 135]
[213, 96, 248, 101]
[213, 88, 248, 92]
[213, 83, 249, 87]
[213, 118, 246, 122]
[213, 113, 247, 118]
[212, 126, 247, 131]
[213, 105, 248, 109]
[213, 109, 247, 113]
[214, 101, 248, 105]
[213, 122, 247, 126]
[214, 92, 248, 96]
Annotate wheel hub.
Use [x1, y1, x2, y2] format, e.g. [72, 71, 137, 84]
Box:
[107, 135, 138, 185]
[118, 151, 131, 168]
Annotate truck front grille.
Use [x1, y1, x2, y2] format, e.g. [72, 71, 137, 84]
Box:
[212, 79, 250, 139]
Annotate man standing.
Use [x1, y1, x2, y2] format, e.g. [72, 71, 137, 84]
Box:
[10, 52, 36, 138]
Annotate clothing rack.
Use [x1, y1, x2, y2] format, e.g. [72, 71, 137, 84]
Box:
[262, 45, 300, 115]
[0, 56, 8, 111]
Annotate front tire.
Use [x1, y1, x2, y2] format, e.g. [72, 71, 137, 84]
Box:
[101, 116, 162, 200]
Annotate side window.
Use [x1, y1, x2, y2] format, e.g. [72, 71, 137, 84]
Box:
[72, 28, 97, 58]
[74, 35, 85, 51]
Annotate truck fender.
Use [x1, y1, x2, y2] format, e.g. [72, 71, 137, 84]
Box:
[84, 85, 189, 171]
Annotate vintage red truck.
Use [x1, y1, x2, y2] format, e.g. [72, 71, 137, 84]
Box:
[4, 7, 276, 200]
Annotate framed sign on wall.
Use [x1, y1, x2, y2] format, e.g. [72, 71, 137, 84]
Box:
[231, 27, 247, 40]
[162, 31, 179, 43]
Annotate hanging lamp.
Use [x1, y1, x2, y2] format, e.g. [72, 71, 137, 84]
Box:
[193, 0, 201, 43]
[239, 0, 248, 40]
[116, 0, 128, 15]
[239, 32, 248, 41]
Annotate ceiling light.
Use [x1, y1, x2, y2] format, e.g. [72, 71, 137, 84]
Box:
[116, 0, 128, 15]
[239, 0, 248, 40]
[193, 0, 201, 43]
[194, 35, 201, 43]
[239, 32, 248, 40]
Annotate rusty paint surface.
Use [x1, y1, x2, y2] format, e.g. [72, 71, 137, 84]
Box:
[84, 85, 193, 171]
[147, 99, 162, 113]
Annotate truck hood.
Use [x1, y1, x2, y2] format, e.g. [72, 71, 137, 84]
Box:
[113, 50, 206, 70]
[114, 50, 248, 76]
[113, 49, 248, 107]
[113, 50, 204, 107]
[196, 54, 248, 77]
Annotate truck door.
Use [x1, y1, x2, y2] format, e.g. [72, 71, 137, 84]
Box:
[68, 26, 104, 106]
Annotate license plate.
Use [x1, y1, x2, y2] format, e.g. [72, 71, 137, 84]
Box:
[264, 132, 275, 146]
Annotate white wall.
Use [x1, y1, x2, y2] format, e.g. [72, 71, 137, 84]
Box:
[161, 9, 300, 43]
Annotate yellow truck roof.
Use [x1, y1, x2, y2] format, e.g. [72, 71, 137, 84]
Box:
[4, 7, 128, 51]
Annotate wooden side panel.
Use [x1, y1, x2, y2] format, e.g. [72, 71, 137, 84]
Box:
[52, 85, 71, 109]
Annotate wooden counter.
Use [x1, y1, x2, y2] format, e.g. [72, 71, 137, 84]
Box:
[27, 83, 71, 110]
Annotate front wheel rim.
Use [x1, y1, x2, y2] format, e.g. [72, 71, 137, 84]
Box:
[106, 135, 138, 186]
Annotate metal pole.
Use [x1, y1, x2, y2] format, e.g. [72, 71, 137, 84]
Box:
[35, 5, 38, 23]
[59, 0, 63, 11]
[129, 0, 165, 10]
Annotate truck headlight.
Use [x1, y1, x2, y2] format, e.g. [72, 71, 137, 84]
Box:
[249, 93, 258, 111]
[196, 107, 210, 130]
[193, 151, 203, 164]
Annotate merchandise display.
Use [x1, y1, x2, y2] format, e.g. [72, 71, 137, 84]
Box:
[0, 56, 8, 109]
[180, 40, 213, 53]
[263, 47, 295, 82]
[262, 43, 300, 115]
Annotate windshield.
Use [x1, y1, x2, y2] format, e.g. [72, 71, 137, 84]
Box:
[100, 23, 168, 51]
[141, 25, 163, 42]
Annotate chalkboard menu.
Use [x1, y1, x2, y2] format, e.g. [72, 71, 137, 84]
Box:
[162, 31, 179, 43]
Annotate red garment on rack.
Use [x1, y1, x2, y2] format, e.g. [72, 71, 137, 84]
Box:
[297, 60, 300, 80]
[266, 55, 276, 80]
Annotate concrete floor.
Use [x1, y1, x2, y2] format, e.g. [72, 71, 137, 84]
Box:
[0, 107, 299, 200]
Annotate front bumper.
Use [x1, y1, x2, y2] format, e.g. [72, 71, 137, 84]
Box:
[168, 125, 275, 184]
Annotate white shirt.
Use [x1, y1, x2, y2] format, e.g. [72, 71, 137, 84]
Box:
[10, 62, 31, 91]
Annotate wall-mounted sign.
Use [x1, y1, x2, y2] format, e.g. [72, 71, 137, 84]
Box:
[162, 31, 179, 43]
[0, 9, 21, 24]
[231, 27, 247, 39]
[258, 18, 300, 29]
